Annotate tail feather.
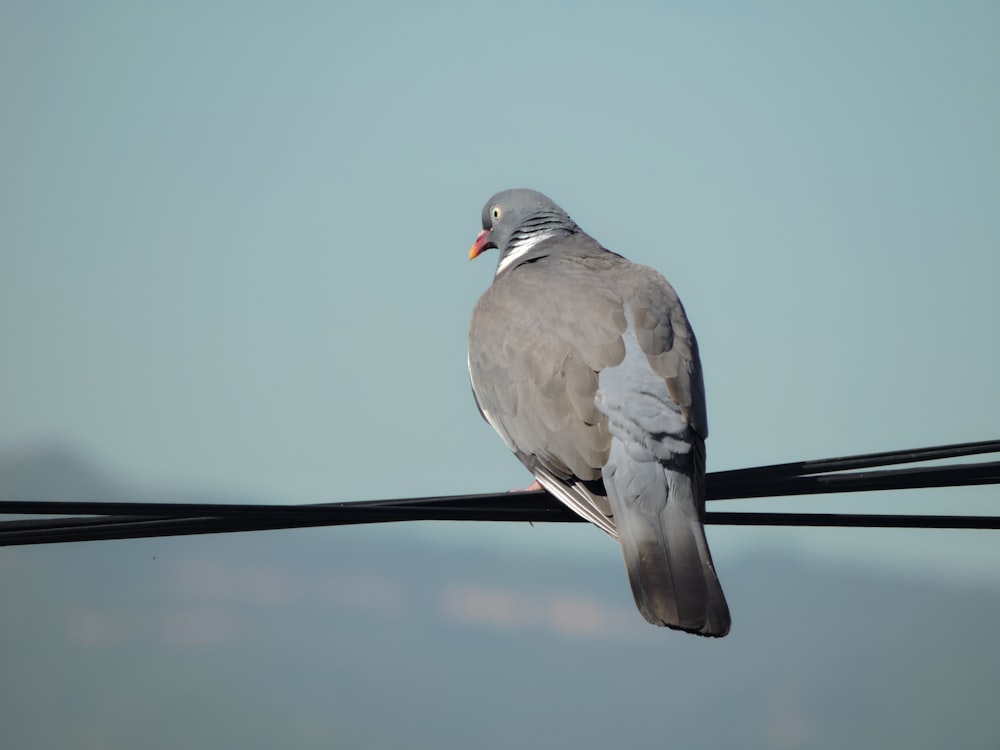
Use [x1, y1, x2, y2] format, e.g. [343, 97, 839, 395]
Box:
[604, 440, 730, 637]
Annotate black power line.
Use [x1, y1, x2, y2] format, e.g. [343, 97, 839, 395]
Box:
[1, 439, 998, 547]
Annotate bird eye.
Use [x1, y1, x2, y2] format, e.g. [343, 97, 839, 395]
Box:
[491, 206, 502, 221]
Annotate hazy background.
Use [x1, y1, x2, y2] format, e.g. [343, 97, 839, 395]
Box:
[2, 2, 999, 747]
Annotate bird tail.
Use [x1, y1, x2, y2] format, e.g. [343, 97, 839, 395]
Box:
[603, 442, 730, 637]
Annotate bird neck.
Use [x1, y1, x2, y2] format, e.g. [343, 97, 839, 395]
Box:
[495, 222, 582, 278]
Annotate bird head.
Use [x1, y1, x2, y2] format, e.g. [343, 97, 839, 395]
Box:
[468, 189, 579, 274]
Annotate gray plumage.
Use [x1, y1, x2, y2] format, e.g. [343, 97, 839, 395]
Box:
[467, 188, 730, 637]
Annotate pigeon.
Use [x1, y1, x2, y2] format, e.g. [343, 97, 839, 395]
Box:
[467, 189, 730, 637]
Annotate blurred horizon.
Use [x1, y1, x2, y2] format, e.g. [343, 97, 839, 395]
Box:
[3, 445, 999, 748]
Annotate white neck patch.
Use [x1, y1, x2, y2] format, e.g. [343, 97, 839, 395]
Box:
[495, 232, 555, 278]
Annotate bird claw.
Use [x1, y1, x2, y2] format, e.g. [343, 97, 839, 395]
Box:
[510, 479, 544, 493]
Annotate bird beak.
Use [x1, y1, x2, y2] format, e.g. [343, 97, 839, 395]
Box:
[469, 229, 490, 260]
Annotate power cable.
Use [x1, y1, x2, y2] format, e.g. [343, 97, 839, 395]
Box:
[1, 439, 998, 546]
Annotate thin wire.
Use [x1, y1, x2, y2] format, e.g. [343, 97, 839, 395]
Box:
[2, 439, 998, 546]
[708, 459, 1000, 499]
[1, 502, 998, 546]
[710, 438, 1000, 479]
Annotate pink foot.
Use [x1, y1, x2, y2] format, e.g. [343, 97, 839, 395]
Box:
[510, 479, 544, 493]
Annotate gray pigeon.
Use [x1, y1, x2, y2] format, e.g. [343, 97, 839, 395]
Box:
[467, 189, 730, 637]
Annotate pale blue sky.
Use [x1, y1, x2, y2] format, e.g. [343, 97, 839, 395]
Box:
[2, 1, 998, 579]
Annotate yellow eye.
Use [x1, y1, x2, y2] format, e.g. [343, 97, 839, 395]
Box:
[491, 206, 502, 221]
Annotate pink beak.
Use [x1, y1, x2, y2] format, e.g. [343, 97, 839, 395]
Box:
[468, 229, 490, 260]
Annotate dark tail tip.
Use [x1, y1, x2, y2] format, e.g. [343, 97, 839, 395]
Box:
[631, 565, 731, 637]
